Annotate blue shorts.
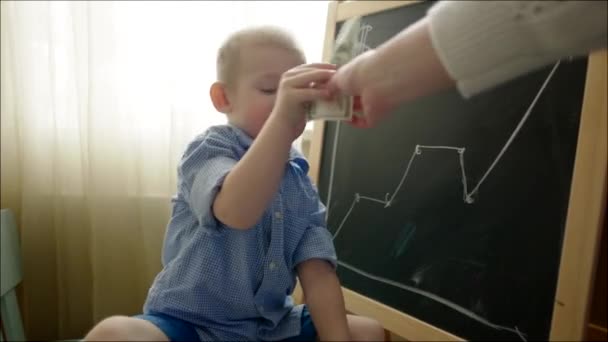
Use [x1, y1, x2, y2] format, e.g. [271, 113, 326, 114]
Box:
[134, 306, 316, 342]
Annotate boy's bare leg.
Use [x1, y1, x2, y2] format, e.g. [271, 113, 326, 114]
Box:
[84, 316, 169, 341]
[347, 314, 386, 341]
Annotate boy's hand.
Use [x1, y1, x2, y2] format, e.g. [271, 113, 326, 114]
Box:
[269, 63, 336, 139]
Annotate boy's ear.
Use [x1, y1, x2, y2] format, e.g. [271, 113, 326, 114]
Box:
[210, 82, 232, 114]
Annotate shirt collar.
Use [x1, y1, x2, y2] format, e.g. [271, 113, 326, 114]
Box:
[228, 123, 310, 175]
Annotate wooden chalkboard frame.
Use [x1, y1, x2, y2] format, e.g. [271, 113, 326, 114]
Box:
[296, 1, 608, 341]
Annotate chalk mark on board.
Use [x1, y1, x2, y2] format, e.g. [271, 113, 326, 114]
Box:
[326, 61, 561, 341]
[338, 260, 528, 340]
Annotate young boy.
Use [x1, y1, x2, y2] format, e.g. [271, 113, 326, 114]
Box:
[84, 26, 384, 341]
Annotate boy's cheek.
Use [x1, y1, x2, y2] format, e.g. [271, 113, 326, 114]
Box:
[256, 97, 276, 115]
[246, 102, 274, 125]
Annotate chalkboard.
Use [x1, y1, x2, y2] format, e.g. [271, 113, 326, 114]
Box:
[316, 1, 588, 340]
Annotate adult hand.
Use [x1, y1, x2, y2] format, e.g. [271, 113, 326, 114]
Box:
[329, 17, 455, 128]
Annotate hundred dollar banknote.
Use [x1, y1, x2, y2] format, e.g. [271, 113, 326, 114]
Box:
[308, 16, 362, 121]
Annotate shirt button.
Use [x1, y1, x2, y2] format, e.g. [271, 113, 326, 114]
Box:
[269, 261, 276, 270]
[274, 212, 283, 219]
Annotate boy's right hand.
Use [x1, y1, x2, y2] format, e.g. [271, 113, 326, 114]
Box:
[269, 63, 336, 139]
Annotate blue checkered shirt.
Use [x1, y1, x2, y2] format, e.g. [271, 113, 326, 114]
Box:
[143, 124, 337, 341]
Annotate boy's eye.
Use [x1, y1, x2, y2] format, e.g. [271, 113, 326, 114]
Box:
[260, 88, 277, 95]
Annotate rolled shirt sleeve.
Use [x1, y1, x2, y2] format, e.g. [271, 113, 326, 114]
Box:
[179, 127, 239, 228]
[293, 200, 338, 269]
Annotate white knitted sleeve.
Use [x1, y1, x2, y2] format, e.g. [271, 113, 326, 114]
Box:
[427, 1, 607, 98]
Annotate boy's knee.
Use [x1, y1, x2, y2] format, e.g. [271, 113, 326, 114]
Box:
[349, 315, 386, 341]
[363, 319, 385, 341]
[84, 316, 133, 341]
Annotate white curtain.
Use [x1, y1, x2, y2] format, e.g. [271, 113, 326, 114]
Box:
[0, 1, 328, 339]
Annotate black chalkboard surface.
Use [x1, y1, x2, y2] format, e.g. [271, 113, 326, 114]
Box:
[317, 1, 588, 340]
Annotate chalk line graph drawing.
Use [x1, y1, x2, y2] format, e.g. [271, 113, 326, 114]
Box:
[324, 60, 562, 341]
[355, 22, 373, 55]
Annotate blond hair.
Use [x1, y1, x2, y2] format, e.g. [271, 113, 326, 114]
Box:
[216, 26, 306, 86]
